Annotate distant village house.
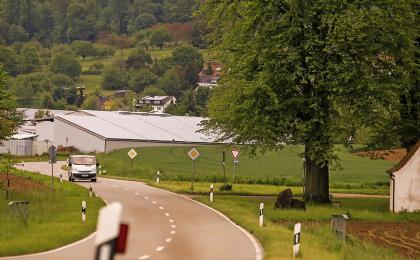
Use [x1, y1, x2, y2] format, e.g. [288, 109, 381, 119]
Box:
[135, 96, 176, 113]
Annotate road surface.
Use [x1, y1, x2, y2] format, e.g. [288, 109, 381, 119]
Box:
[5, 161, 262, 260]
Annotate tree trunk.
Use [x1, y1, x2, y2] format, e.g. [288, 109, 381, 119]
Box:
[304, 156, 330, 203]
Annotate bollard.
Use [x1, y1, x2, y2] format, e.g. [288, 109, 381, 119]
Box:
[60, 173, 63, 183]
[82, 201, 86, 222]
[156, 170, 160, 184]
[293, 223, 301, 257]
[210, 184, 214, 202]
[259, 203, 264, 227]
[21, 161, 24, 170]
[89, 186, 93, 198]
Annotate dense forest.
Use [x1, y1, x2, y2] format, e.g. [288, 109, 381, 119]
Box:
[0, 0, 211, 116]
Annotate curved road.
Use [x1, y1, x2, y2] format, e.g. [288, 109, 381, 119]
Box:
[7, 161, 262, 260]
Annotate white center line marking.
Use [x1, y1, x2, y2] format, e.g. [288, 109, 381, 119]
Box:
[152, 201, 157, 204]
[165, 238, 172, 243]
[171, 225, 176, 229]
[169, 219, 174, 223]
[170, 230, 176, 235]
[112, 185, 117, 188]
[123, 188, 128, 191]
[159, 206, 164, 210]
[165, 213, 170, 217]
[155, 246, 164, 252]
[144, 196, 149, 199]
[135, 192, 140, 195]
[138, 255, 150, 259]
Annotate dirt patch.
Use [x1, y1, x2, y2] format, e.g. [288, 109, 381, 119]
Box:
[0, 173, 46, 192]
[355, 149, 407, 161]
[348, 221, 420, 258]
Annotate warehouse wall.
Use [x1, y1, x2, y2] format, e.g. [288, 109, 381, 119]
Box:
[54, 118, 105, 153]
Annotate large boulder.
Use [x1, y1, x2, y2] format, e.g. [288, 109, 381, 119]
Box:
[274, 188, 306, 210]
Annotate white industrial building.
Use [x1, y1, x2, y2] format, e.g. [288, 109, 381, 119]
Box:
[387, 140, 420, 213]
[53, 110, 216, 153]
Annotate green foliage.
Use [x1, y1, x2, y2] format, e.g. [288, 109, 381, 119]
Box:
[12, 72, 52, 106]
[126, 48, 152, 69]
[17, 47, 41, 74]
[141, 86, 166, 97]
[7, 25, 28, 44]
[49, 53, 81, 79]
[82, 95, 99, 110]
[71, 41, 96, 60]
[0, 68, 22, 141]
[129, 68, 157, 93]
[171, 45, 204, 85]
[0, 45, 18, 76]
[128, 13, 157, 33]
[199, 0, 416, 165]
[101, 66, 128, 90]
[157, 68, 183, 98]
[150, 30, 171, 50]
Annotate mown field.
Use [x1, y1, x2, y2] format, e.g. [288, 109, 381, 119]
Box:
[0, 168, 105, 256]
[96, 145, 394, 192]
[195, 196, 419, 259]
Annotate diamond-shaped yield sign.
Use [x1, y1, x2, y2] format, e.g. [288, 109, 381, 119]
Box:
[128, 148, 138, 159]
[188, 148, 200, 160]
[231, 149, 240, 159]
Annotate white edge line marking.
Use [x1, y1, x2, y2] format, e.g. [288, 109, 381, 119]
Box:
[188, 198, 263, 260]
[159, 206, 164, 210]
[112, 185, 117, 187]
[144, 196, 149, 199]
[170, 231, 176, 235]
[138, 255, 150, 259]
[123, 188, 128, 191]
[135, 192, 140, 195]
[165, 213, 170, 217]
[152, 201, 157, 204]
[155, 246, 164, 252]
[165, 238, 172, 243]
[171, 225, 176, 229]
[169, 219, 174, 223]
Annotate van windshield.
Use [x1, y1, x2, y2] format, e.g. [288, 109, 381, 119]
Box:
[71, 157, 96, 165]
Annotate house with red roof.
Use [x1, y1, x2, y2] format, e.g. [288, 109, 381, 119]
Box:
[387, 140, 420, 212]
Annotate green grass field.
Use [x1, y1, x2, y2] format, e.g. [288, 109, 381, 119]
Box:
[0, 169, 105, 256]
[195, 196, 414, 259]
[96, 145, 394, 190]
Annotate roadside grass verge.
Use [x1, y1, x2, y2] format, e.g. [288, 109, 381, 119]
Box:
[194, 196, 412, 259]
[0, 168, 105, 257]
[95, 145, 393, 192]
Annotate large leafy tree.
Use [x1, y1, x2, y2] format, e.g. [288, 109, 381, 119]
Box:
[0, 68, 22, 142]
[200, 0, 415, 202]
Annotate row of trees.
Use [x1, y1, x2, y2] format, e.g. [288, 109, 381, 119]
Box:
[0, 0, 199, 46]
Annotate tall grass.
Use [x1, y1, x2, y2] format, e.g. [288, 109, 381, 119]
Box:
[0, 169, 105, 256]
[195, 196, 410, 259]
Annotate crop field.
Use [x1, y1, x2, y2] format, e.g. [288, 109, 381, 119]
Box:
[348, 222, 420, 258]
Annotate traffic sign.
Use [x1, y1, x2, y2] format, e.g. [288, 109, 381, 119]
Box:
[127, 149, 137, 159]
[48, 145, 57, 163]
[188, 148, 200, 160]
[231, 149, 240, 159]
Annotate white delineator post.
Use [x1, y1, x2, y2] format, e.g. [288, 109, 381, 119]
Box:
[259, 203, 264, 227]
[90, 186, 93, 198]
[156, 170, 160, 184]
[293, 223, 301, 257]
[210, 184, 214, 202]
[60, 173, 63, 183]
[82, 201, 87, 222]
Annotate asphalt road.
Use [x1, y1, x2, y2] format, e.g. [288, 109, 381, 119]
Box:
[6, 161, 262, 260]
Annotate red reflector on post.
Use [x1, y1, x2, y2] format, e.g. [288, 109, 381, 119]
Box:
[116, 223, 129, 253]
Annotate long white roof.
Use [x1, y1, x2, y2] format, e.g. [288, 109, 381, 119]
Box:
[56, 110, 216, 143]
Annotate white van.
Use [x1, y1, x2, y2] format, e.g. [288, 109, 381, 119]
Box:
[67, 155, 98, 182]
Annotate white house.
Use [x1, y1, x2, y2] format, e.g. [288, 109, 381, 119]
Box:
[387, 140, 420, 212]
[135, 96, 176, 113]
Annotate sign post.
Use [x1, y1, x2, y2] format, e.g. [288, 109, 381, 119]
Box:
[293, 223, 301, 257]
[127, 149, 138, 176]
[48, 145, 57, 190]
[187, 148, 200, 190]
[231, 149, 240, 184]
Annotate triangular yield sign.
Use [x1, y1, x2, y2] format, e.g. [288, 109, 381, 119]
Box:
[231, 149, 240, 159]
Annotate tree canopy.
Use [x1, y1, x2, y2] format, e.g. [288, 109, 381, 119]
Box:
[200, 0, 416, 202]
